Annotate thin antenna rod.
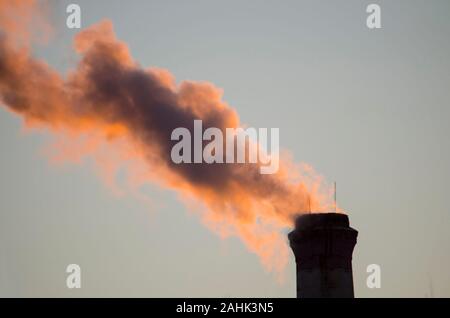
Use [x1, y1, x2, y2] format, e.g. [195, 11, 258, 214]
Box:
[308, 195, 311, 214]
[334, 181, 337, 212]
[429, 274, 434, 298]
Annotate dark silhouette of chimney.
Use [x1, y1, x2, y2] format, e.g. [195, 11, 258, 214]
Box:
[288, 213, 358, 298]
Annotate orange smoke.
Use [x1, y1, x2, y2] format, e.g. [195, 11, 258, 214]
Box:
[0, 3, 340, 275]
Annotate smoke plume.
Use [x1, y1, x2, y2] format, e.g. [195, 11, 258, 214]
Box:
[0, 1, 339, 274]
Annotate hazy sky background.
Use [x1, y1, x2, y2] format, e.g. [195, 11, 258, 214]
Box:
[1, 0, 449, 297]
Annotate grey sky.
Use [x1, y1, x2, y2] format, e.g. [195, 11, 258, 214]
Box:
[1, 0, 449, 297]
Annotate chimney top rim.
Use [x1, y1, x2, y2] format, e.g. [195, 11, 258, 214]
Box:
[292, 212, 351, 231]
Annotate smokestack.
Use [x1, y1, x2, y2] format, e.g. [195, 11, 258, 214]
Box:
[288, 213, 358, 298]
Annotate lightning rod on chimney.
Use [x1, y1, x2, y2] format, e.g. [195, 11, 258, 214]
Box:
[308, 195, 311, 214]
[334, 181, 337, 212]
